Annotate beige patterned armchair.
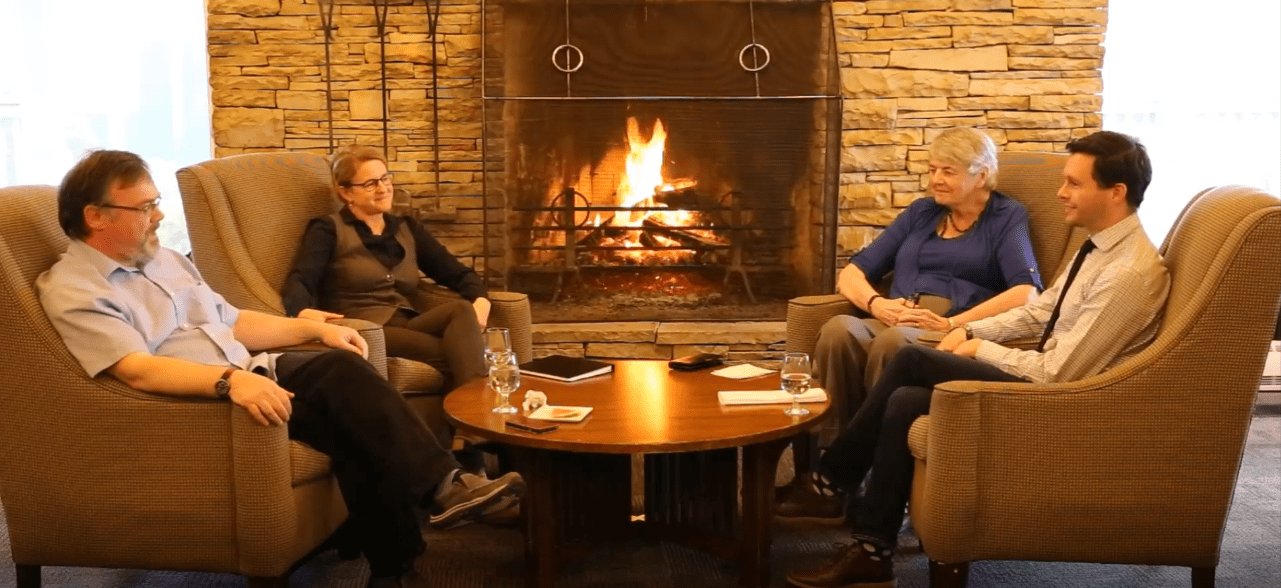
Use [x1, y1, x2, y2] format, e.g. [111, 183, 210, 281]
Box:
[909, 185, 1281, 587]
[0, 185, 347, 588]
[176, 152, 533, 442]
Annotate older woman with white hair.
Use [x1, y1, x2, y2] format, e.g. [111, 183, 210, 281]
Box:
[779, 127, 1043, 520]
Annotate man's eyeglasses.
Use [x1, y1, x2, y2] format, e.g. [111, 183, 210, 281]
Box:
[342, 174, 394, 191]
[100, 197, 162, 215]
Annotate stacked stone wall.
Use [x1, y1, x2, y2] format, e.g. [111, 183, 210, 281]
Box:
[206, 0, 1107, 284]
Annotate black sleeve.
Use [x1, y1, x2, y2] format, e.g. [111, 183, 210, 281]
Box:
[281, 216, 337, 317]
[408, 217, 488, 302]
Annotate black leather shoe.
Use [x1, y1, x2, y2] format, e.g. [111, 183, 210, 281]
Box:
[786, 539, 895, 588]
[776, 473, 845, 523]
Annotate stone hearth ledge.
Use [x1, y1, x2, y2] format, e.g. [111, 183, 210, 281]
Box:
[530, 321, 787, 363]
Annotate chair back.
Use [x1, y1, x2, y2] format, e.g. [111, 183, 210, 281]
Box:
[996, 151, 1088, 284]
[177, 152, 338, 314]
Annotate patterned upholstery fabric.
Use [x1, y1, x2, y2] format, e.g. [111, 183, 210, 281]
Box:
[0, 185, 346, 581]
[786, 151, 1084, 354]
[908, 185, 1281, 573]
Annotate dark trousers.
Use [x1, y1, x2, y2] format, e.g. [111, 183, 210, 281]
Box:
[277, 350, 459, 576]
[819, 345, 1026, 547]
[384, 299, 486, 389]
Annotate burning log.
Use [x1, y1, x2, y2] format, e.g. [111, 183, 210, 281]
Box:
[642, 217, 729, 247]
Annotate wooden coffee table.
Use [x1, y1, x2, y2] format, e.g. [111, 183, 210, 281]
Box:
[444, 360, 830, 588]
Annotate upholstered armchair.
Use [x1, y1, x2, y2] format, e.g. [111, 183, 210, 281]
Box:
[909, 185, 1281, 587]
[785, 151, 1087, 443]
[176, 152, 534, 441]
[0, 185, 351, 587]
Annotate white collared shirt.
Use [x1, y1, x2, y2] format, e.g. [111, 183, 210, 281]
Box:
[967, 213, 1170, 383]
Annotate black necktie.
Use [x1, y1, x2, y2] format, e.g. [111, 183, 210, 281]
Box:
[1037, 239, 1097, 353]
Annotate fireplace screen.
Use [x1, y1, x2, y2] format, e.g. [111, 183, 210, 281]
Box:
[481, 0, 840, 322]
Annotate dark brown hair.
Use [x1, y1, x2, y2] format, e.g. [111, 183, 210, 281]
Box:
[58, 150, 152, 239]
[1066, 131, 1152, 209]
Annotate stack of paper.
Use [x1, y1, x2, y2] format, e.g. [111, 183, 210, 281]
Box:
[717, 388, 828, 406]
[710, 364, 776, 379]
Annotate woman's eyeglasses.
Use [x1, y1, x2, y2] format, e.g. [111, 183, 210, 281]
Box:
[343, 174, 394, 191]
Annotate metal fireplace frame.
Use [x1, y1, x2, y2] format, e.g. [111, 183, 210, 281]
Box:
[480, 0, 843, 303]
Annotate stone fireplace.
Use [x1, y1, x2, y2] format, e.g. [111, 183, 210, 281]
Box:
[478, 0, 841, 322]
[206, 0, 1107, 356]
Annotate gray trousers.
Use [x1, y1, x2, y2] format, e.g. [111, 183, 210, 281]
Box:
[811, 316, 924, 445]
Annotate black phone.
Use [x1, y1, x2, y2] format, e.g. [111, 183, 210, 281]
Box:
[505, 419, 559, 434]
[669, 353, 724, 371]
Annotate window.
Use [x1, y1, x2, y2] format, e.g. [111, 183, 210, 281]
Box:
[0, 0, 210, 253]
[1102, 0, 1281, 241]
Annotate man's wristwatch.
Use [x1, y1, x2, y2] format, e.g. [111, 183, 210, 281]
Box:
[963, 324, 974, 340]
[214, 367, 237, 399]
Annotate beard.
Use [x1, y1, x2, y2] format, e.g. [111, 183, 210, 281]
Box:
[127, 232, 160, 268]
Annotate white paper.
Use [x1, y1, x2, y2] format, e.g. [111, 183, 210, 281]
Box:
[710, 363, 776, 380]
[522, 390, 548, 413]
[717, 388, 828, 406]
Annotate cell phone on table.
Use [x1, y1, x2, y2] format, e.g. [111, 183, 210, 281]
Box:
[505, 419, 558, 434]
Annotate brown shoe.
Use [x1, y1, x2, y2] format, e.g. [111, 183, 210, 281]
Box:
[786, 539, 895, 588]
[776, 473, 845, 523]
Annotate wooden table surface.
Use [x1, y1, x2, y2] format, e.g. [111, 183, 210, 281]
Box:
[444, 359, 830, 453]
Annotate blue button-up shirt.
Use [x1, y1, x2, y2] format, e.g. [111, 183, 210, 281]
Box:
[37, 240, 275, 378]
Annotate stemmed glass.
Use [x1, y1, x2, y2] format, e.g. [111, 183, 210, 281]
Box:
[489, 350, 521, 414]
[780, 352, 812, 417]
[483, 327, 512, 369]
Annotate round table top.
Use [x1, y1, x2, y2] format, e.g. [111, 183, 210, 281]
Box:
[443, 360, 830, 454]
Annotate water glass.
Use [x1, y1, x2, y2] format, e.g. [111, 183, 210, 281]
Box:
[484, 327, 512, 368]
[490, 351, 521, 414]
[780, 352, 812, 417]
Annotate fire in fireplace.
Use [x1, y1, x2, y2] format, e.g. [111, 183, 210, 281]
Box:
[480, 0, 841, 322]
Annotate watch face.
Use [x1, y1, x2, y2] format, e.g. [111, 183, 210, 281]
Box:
[215, 378, 231, 398]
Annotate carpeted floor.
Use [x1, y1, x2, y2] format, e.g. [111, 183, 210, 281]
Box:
[3, 406, 1278, 588]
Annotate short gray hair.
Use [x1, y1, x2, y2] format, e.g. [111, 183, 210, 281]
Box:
[928, 128, 998, 191]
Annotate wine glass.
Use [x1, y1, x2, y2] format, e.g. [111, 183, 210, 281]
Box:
[490, 351, 521, 414]
[483, 327, 512, 369]
[780, 352, 812, 417]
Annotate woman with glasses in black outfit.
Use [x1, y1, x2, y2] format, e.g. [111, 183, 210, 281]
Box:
[281, 145, 488, 395]
[778, 128, 1044, 521]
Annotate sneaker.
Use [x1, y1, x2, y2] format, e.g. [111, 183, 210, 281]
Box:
[776, 472, 845, 523]
[429, 470, 525, 530]
[786, 538, 895, 588]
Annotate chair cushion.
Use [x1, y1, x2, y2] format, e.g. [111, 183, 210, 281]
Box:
[290, 441, 333, 486]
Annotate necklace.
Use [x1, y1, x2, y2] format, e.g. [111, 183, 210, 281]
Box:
[946, 211, 978, 236]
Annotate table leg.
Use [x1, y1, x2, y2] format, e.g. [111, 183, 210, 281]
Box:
[514, 448, 558, 588]
[740, 438, 790, 588]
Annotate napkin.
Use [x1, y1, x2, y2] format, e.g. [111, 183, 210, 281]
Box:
[710, 363, 776, 380]
[522, 390, 548, 413]
[717, 388, 828, 406]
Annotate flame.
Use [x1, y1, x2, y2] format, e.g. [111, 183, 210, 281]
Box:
[534, 116, 726, 266]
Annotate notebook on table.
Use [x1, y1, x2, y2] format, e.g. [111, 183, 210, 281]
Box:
[519, 354, 614, 383]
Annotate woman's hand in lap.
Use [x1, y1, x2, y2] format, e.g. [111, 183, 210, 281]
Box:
[870, 297, 912, 326]
[896, 308, 949, 332]
[298, 308, 344, 323]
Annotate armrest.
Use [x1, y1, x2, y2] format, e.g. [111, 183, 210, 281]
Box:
[487, 291, 533, 363]
[786, 294, 855, 355]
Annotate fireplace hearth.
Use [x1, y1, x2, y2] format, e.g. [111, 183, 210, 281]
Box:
[481, 0, 841, 322]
